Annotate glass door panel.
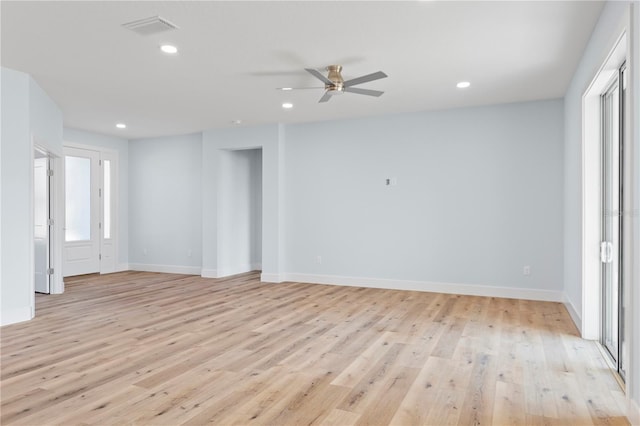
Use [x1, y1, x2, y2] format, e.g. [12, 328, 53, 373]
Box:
[103, 159, 112, 240]
[65, 155, 92, 242]
[601, 66, 624, 379]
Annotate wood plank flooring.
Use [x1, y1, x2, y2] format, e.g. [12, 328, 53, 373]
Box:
[0, 271, 629, 425]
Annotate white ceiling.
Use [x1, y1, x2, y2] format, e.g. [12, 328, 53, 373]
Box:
[1, 1, 604, 140]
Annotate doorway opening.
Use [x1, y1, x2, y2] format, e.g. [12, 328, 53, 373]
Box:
[34, 148, 52, 294]
[218, 148, 263, 276]
[581, 32, 629, 385]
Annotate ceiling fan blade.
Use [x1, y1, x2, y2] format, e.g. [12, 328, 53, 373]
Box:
[343, 71, 388, 87]
[318, 91, 332, 103]
[305, 68, 333, 85]
[344, 87, 384, 97]
[276, 87, 324, 90]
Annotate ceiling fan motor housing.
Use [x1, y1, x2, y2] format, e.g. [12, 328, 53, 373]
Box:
[302, 64, 386, 102]
[326, 65, 344, 94]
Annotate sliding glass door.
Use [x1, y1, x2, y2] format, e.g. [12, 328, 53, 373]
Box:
[601, 64, 625, 379]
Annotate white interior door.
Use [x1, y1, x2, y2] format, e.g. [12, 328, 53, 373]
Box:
[63, 147, 100, 276]
[34, 153, 50, 293]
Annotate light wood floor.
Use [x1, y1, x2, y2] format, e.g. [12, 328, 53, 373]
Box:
[0, 271, 629, 425]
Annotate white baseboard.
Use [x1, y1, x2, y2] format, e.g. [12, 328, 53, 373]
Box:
[1, 306, 34, 326]
[116, 263, 130, 272]
[630, 398, 640, 426]
[563, 296, 582, 334]
[51, 282, 65, 295]
[215, 264, 260, 278]
[261, 273, 283, 283]
[129, 263, 201, 275]
[51, 276, 65, 294]
[202, 265, 262, 279]
[201, 268, 218, 279]
[282, 273, 564, 302]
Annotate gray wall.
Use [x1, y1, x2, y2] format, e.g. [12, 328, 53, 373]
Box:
[1, 67, 63, 325]
[128, 133, 202, 270]
[30, 79, 63, 156]
[131, 99, 565, 295]
[284, 99, 564, 291]
[1, 68, 32, 325]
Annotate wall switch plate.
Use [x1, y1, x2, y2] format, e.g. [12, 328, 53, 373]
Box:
[316, 255, 322, 264]
[523, 265, 531, 276]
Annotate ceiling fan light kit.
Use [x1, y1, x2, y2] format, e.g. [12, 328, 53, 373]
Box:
[292, 65, 387, 103]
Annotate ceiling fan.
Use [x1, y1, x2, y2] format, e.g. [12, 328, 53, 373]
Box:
[281, 65, 388, 103]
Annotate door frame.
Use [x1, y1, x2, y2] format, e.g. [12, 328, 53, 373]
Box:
[599, 66, 625, 375]
[31, 139, 64, 299]
[581, 29, 631, 386]
[63, 142, 119, 277]
[216, 147, 263, 277]
[33, 149, 51, 294]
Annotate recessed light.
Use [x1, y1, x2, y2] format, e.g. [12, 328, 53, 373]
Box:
[456, 81, 471, 88]
[160, 44, 178, 54]
[116, 123, 126, 129]
[231, 119, 242, 125]
[281, 87, 293, 91]
[282, 102, 293, 109]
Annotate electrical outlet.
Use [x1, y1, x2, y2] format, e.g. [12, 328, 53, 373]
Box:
[187, 249, 192, 257]
[143, 248, 147, 256]
[523, 265, 531, 276]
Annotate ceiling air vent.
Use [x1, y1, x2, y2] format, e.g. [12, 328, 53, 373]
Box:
[122, 16, 179, 36]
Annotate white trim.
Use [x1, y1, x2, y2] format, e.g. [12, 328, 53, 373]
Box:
[261, 273, 283, 283]
[50, 154, 64, 294]
[630, 2, 640, 422]
[1, 307, 34, 326]
[63, 141, 106, 153]
[581, 30, 628, 340]
[201, 268, 218, 278]
[215, 264, 259, 278]
[282, 273, 564, 302]
[203, 269, 265, 279]
[115, 263, 130, 272]
[50, 282, 64, 294]
[563, 296, 582, 333]
[629, 397, 640, 426]
[28, 135, 36, 311]
[129, 263, 200, 275]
